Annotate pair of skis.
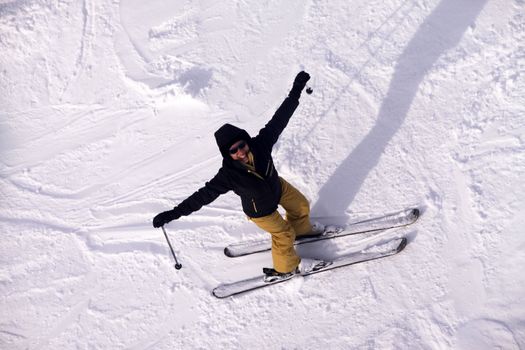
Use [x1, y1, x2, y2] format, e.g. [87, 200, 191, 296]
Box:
[213, 208, 420, 298]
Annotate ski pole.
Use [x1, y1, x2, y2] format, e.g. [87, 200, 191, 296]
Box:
[161, 226, 182, 270]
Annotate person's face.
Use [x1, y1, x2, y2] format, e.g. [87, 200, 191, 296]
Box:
[229, 140, 249, 163]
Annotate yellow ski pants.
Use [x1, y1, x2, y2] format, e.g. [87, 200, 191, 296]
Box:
[250, 177, 315, 273]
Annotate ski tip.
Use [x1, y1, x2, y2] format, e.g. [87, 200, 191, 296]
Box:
[224, 248, 250, 258]
[396, 237, 408, 253]
[212, 289, 227, 299]
[224, 247, 233, 257]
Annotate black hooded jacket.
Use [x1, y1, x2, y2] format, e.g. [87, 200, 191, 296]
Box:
[173, 92, 301, 219]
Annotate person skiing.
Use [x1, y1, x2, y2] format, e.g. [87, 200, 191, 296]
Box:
[152, 71, 325, 279]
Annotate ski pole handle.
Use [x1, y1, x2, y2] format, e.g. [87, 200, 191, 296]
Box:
[161, 226, 182, 270]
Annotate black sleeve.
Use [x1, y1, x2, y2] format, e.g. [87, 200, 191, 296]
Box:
[253, 95, 300, 152]
[175, 168, 232, 217]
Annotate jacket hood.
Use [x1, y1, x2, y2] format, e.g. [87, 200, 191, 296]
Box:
[214, 123, 251, 158]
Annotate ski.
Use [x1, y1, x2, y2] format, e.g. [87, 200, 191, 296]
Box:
[224, 208, 419, 258]
[213, 236, 408, 298]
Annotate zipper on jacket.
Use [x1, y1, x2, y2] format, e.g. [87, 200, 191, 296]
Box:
[248, 170, 264, 180]
[265, 160, 272, 177]
[251, 199, 258, 213]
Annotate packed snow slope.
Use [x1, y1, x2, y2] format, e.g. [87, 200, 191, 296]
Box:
[1, 0, 524, 348]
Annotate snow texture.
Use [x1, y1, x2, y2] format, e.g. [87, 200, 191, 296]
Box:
[1, 0, 524, 349]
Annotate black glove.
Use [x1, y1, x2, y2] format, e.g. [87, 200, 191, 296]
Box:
[293, 71, 310, 89]
[153, 209, 181, 228]
[289, 71, 310, 99]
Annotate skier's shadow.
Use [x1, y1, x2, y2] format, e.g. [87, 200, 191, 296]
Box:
[305, 0, 487, 260]
[312, 0, 487, 225]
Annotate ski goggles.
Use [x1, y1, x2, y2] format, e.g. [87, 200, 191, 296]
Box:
[229, 141, 247, 154]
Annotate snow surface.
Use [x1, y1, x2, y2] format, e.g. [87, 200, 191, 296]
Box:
[1, 0, 524, 348]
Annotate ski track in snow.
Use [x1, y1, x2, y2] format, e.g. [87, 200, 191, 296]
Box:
[1, 0, 525, 349]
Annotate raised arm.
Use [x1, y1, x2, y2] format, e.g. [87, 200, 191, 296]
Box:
[253, 71, 310, 151]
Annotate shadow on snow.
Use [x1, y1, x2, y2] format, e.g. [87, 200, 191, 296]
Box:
[312, 0, 488, 219]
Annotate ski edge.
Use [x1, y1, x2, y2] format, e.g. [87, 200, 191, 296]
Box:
[212, 274, 292, 299]
[224, 208, 419, 258]
[300, 237, 407, 277]
[213, 237, 408, 299]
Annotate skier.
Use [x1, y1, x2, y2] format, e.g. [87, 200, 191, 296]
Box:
[152, 71, 325, 279]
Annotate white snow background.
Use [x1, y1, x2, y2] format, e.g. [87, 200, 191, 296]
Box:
[1, 0, 524, 349]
